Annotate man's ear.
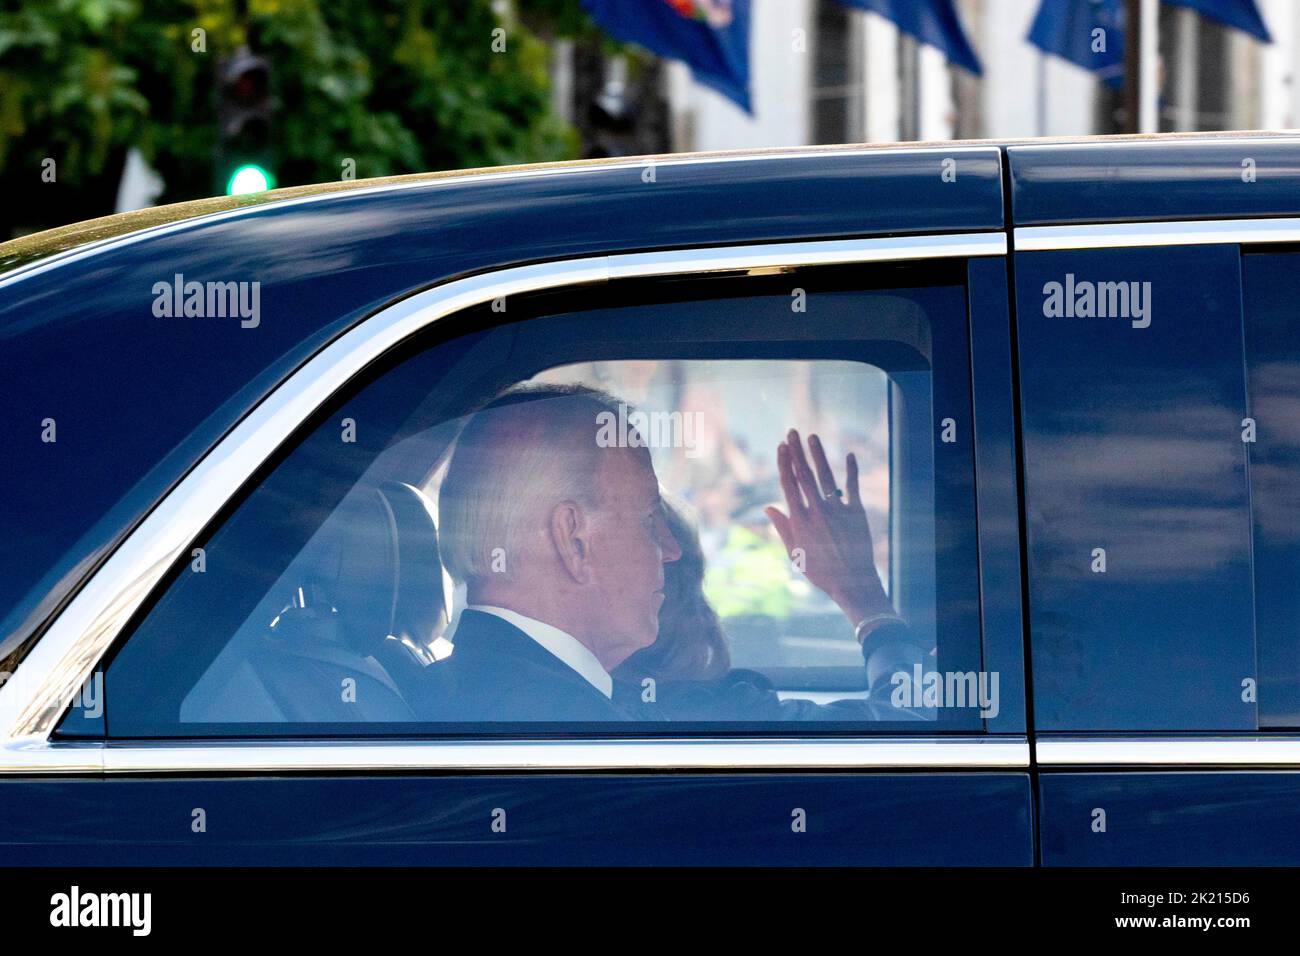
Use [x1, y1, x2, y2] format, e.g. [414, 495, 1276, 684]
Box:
[549, 500, 592, 584]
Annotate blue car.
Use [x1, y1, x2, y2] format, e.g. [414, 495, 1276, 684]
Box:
[2, 133, 1298, 866]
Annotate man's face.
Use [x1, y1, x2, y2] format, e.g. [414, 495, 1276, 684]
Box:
[585, 445, 682, 668]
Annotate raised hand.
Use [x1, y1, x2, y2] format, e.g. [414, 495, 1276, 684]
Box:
[764, 429, 893, 625]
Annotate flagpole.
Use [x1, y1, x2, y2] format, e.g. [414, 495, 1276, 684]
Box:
[1123, 0, 1160, 133]
[1138, 0, 1159, 132]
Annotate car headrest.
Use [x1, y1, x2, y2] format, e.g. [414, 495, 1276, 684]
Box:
[306, 480, 445, 656]
[380, 480, 447, 649]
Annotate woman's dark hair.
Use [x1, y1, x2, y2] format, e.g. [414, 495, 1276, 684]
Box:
[615, 497, 730, 682]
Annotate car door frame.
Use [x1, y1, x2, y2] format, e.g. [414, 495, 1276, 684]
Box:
[0, 225, 1031, 773]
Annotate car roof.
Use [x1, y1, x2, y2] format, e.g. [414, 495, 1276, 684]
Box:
[3, 129, 1294, 277]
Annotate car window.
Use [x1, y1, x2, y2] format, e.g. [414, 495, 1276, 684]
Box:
[1015, 244, 1257, 731]
[1244, 251, 1300, 727]
[91, 266, 985, 737]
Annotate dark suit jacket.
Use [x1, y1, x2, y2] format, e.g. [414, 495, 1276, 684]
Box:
[627, 622, 933, 722]
[438, 609, 634, 722]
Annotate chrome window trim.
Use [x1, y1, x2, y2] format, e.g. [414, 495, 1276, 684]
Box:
[1014, 216, 1300, 251]
[0, 144, 1003, 290]
[0, 738, 102, 774]
[0, 736, 1030, 775]
[1009, 134, 1300, 155]
[0, 231, 1007, 766]
[1037, 737, 1300, 767]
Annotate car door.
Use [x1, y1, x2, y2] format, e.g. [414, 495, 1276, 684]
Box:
[1010, 136, 1300, 865]
[0, 147, 1032, 865]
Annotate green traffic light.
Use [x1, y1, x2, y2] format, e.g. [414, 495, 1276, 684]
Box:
[226, 164, 274, 196]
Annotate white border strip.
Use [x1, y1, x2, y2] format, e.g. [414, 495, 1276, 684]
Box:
[1015, 216, 1300, 251]
[1037, 737, 1300, 767]
[0, 232, 1006, 760]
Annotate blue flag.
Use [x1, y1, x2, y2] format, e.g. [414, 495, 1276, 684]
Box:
[1166, 0, 1271, 43]
[1028, 0, 1270, 86]
[1028, 0, 1126, 86]
[832, 0, 982, 75]
[582, 0, 752, 113]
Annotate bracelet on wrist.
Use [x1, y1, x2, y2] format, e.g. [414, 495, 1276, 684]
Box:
[853, 611, 907, 645]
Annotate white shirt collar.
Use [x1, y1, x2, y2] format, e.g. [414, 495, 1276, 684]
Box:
[466, 605, 613, 699]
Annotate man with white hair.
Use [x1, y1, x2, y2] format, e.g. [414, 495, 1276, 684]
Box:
[436, 384, 682, 721]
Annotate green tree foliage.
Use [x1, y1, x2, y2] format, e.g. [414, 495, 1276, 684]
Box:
[0, 0, 582, 235]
